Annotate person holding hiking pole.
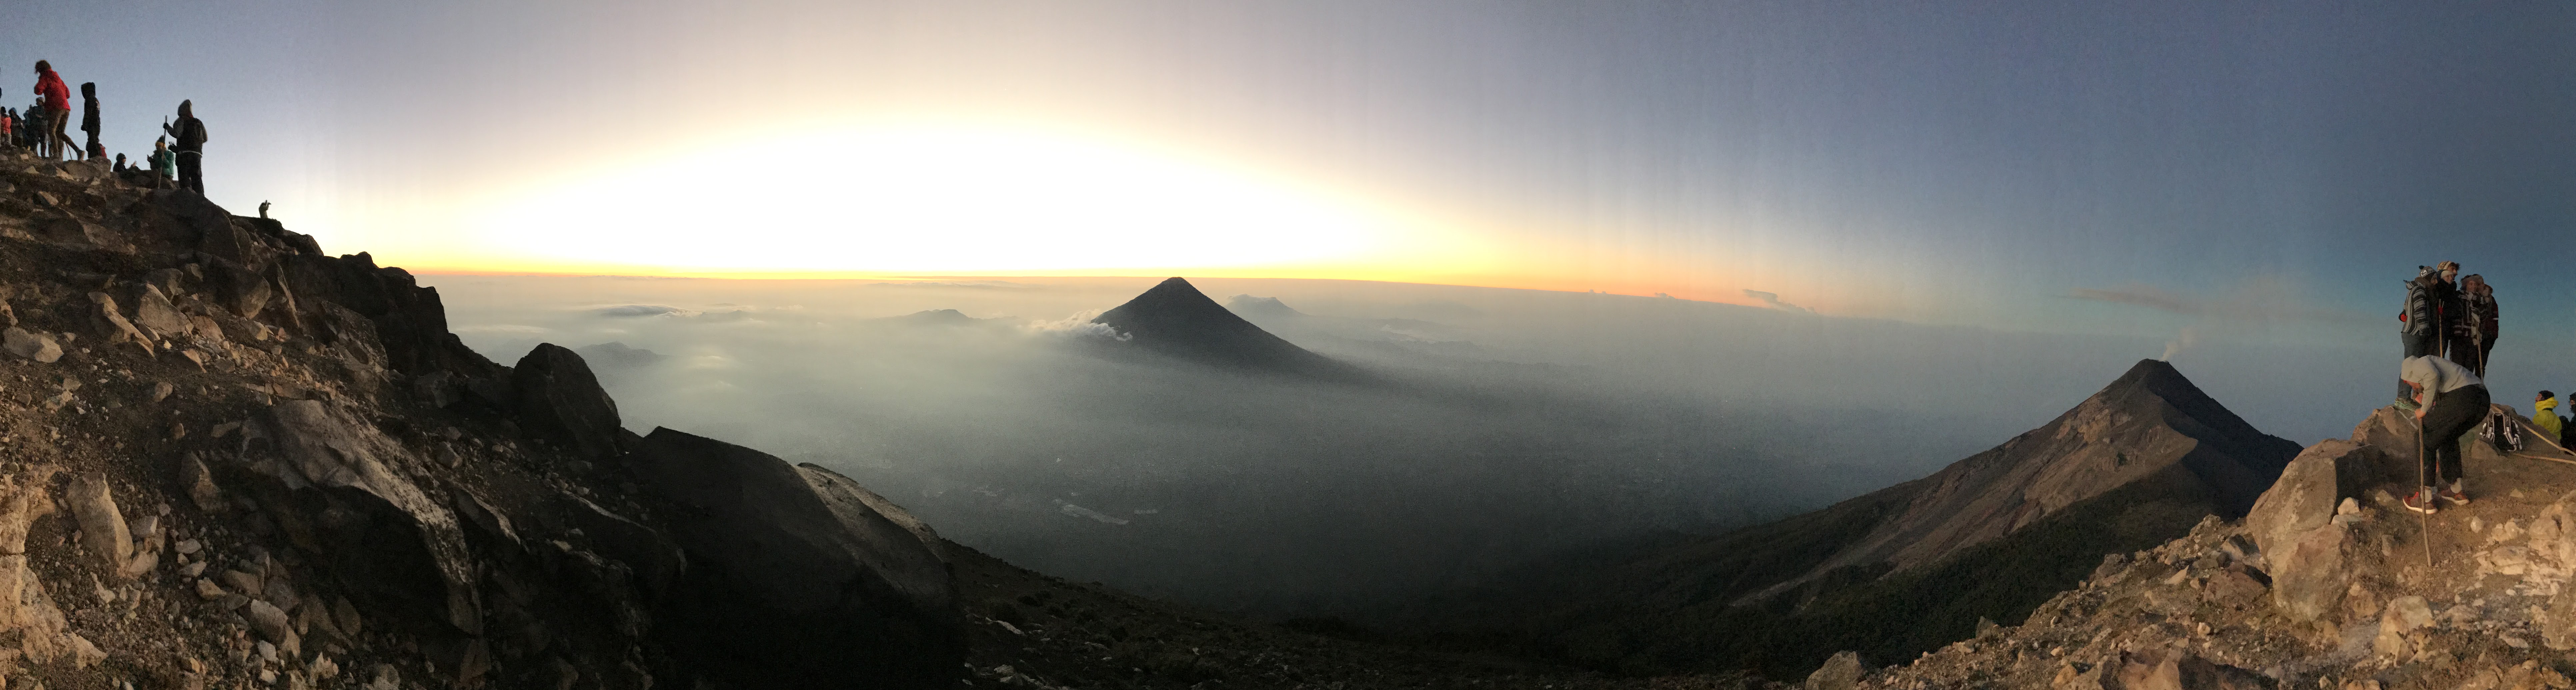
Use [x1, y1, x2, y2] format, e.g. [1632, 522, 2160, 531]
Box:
[2401, 354, 2488, 514]
[162, 100, 207, 195]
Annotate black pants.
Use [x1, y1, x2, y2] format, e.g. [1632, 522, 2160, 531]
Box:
[2446, 336, 2481, 373]
[2421, 383, 2488, 489]
[2400, 330, 2440, 401]
[177, 151, 203, 195]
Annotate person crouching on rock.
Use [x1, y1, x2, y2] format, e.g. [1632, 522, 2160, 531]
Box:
[2402, 354, 2488, 514]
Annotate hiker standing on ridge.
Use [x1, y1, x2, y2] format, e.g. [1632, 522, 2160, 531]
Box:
[162, 100, 207, 194]
[2398, 266, 2449, 406]
[2401, 354, 2488, 514]
[79, 82, 103, 161]
[31, 61, 71, 160]
[2461, 274, 2499, 377]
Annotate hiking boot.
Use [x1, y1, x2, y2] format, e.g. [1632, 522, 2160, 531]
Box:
[2402, 491, 2439, 514]
[2439, 487, 2471, 506]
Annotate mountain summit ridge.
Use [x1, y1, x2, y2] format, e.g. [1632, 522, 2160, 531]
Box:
[1090, 277, 1351, 375]
[1765, 358, 2297, 596]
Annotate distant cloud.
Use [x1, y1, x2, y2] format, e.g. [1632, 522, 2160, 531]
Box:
[2065, 279, 2360, 325]
[1741, 290, 1812, 313]
[2068, 287, 2196, 314]
[2069, 278, 2369, 361]
[1024, 310, 1131, 341]
[594, 305, 699, 318]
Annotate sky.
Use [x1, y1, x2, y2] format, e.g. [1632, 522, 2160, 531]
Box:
[3, 1, 2571, 342]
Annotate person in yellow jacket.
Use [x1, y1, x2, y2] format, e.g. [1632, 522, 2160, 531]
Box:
[2541, 391, 2569, 446]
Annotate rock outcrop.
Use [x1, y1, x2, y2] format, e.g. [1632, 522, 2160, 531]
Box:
[634, 428, 965, 687]
[0, 153, 969, 689]
[511, 343, 623, 460]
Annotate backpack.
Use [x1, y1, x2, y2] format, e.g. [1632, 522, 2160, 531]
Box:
[2402, 277, 2438, 335]
[2484, 411, 2525, 453]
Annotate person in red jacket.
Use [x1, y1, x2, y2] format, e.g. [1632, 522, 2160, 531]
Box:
[32, 61, 72, 160]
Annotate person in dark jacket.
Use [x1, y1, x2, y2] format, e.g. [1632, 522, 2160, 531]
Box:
[2461, 274, 2499, 377]
[162, 100, 207, 194]
[32, 61, 72, 160]
[78, 82, 102, 161]
[2401, 354, 2488, 514]
[2398, 266, 2447, 406]
[2436, 262, 2476, 369]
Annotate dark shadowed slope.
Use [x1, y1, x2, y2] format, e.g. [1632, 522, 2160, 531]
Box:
[1091, 277, 1356, 376]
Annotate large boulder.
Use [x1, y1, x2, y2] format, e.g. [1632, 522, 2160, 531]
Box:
[2350, 406, 2426, 485]
[512, 344, 623, 460]
[2246, 440, 2380, 622]
[632, 428, 963, 689]
[2246, 440, 2378, 553]
[232, 400, 481, 634]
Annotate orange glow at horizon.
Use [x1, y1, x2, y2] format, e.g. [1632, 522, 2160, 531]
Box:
[375, 122, 1806, 313]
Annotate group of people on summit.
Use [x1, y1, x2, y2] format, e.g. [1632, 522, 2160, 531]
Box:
[2, 60, 207, 194]
[2394, 261, 2568, 515]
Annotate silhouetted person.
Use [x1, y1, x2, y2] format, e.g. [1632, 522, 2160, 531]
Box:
[2400, 354, 2486, 514]
[2461, 274, 2498, 377]
[111, 152, 126, 173]
[162, 100, 207, 194]
[258, 201, 269, 219]
[31, 61, 71, 160]
[79, 82, 102, 161]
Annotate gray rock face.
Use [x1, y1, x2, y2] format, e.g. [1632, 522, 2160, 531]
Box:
[2246, 440, 2384, 622]
[1804, 651, 1866, 690]
[234, 400, 481, 634]
[3, 328, 60, 363]
[63, 474, 131, 573]
[2247, 440, 2377, 550]
[84, 292, 150, 354]
[129, 284, 189, 340]
[511, 344, 623, 460]
[633, 427, 963, 689]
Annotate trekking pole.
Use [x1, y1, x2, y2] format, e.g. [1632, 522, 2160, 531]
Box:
[2419, 413, 2433, 570]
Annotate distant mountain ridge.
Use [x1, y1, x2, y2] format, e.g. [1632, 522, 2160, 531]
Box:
[1091, 278, 1354, 376]
[1748, 357, 2298, 598]
[1418, 358, 2300, 679]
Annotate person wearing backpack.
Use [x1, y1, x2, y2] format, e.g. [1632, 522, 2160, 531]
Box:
[2401, 354, 2487, 514]
[2397, 266, 2447, 407]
